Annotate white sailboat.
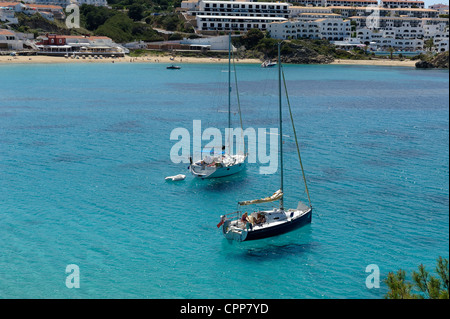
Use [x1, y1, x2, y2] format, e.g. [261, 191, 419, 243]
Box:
[189, 34, 247, 179]
[217, 42, 313, 242]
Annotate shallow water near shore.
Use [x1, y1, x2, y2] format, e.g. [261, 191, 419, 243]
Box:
[0, 63, 448, 298]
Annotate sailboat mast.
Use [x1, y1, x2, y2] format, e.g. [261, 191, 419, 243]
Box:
[228, 33, 232, 149]
[278, 42, 284, 210]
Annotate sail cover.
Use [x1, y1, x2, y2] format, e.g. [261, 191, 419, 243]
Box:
[238, 189, 283, 206]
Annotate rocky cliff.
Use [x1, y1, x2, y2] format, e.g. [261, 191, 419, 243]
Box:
[416, 51, 449, 69]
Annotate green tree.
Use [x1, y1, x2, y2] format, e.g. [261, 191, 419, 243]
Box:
[387, 46, 394, 59]
[240, 28, 264, 50]
[424, 38, 435, 52]
[128, 3, 144, 21]
[255, 37, 279, 59]
[385, 257, 449, 299]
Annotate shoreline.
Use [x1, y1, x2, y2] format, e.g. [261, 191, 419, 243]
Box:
[0, 55, 261, 65]
[330, 58, 417, 67]
[0, 55, 417, 67]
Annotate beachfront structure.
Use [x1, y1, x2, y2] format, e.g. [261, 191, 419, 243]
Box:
[145, 34, 238, 51]
[175, 1, 447, 53]
[192, 0, 291, 32]
[0, 29, 23, 50]
[355, 27, 424, 50]
[351, 16, 449, 52]
[180, 34, 236, 50]
[268, 18, 351, 41]
[36, 34, 128, 56]
[381, 0, 425, 9]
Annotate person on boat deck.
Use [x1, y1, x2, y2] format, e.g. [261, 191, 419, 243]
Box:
[256, 213, 266, 225]
[241, 212, 254, 230]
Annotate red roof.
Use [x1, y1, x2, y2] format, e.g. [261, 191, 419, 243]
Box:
[26, 4, 63, 10]
[0, 1, 19, 6]
[0, 29, 15, 36]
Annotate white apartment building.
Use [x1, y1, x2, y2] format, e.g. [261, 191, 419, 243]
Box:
[0, 6, 18, 24]
[197, 15, 287, 31]
[350, 15, 423, 29]
[423, 23, 450, 51]
[323, 0, 379, 7]
[197, 0, 290, 18]
[268, 18, 351, 41]
[0, 29, 23, 50]
[381, 0, 425, 9]
[436, 39, 449, 52]
[330, 6, 439, 19]
[73, 0, 108, 6]
[294, 0, 378, 6]
[193, 1, 291, 32]
[181, 0, 200, 11]
[289, 6, 334, 18]
[356, 28, 424, 50]
[428, 3, 449, 14]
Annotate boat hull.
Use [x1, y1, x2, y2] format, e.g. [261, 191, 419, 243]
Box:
[223, 208, 312, 242]
[244, 209, 311, 241]
[189, 155, 246, 179]
[205, 162, 246, 178]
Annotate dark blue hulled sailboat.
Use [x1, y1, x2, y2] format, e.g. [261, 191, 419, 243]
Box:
[218, 42, 313, 242]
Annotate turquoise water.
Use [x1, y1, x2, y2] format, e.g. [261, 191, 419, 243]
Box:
[0, 63, 448, 299]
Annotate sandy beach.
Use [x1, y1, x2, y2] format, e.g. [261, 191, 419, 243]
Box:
[0, 54, 417, 67]
[0, 54, 261, 65]
[331, 58, 417, 67]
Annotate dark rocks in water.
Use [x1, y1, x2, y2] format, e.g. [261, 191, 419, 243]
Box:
[415, 60, 436, 69]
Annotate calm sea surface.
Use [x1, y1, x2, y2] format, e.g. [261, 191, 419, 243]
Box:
[0, 62, 448, 298]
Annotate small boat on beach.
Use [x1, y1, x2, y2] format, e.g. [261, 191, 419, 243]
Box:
[218, 42, 313, 242]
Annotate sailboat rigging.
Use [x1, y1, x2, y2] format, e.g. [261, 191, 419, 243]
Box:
[188, 34, 247, 179]
[217, 42, 312, 242]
